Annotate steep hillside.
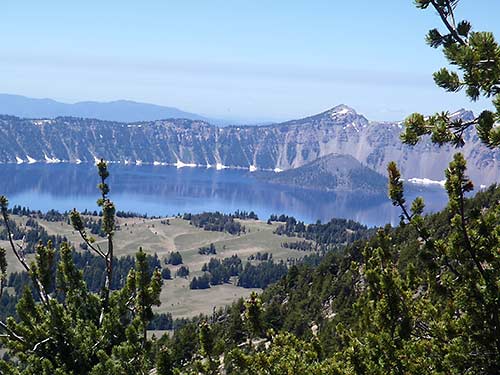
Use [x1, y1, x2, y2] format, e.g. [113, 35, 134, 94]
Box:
[163, 184, 500, 374]
[0, 105, 498, 185]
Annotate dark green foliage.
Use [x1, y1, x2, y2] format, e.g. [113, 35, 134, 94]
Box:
[0, 217, 68, 254]
[165, 176, 500, 373]
[0, 162, 166, 374]
[205, 258, 229, 285]
[184, 212, 245, 235]
[237, 260, 288, 289]
[244, 292, 262, 339]
[226, 332, 339, 374]
[189, 274, 211, 290]
[198, 243, 216, 255]
[274, 216, 374, 250]
[166, 251, 183, 266]
[282, 240, 314, 251]
[403, 0, 500, 148]
[221, 255, 243, 277]
[6, 250, 161, 301]
[247, 252, 271, 261]
[161, 267, 171, 280]
[8, 206, 66, 222]
[148, 313, 174, 330]
[232, 210, 258, 220]
[156, 346, 174, 375]
[175, 266, 189, 278]
[200, 255, 243, 287]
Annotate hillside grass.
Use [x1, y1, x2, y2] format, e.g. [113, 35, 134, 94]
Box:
[4, 215, 309, 318]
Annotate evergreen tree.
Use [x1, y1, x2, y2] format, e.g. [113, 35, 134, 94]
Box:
[0, 161, 166, 374]
[244, 292, 263, 343]
[402, 0, 500, 148]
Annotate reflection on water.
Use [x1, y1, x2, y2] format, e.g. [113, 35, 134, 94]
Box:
[0, 163, 449, 227]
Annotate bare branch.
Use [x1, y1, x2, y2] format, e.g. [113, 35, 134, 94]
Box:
[32, 337, 51, 352]
[75, 228, 106, 259]
[0, 209, 50, 305]
[0, 320, 25, 343]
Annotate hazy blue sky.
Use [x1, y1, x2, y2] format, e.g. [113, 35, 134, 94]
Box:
[1, 1, 499, 122]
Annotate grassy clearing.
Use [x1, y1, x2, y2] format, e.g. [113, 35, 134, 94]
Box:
[4, 215, 312, 318]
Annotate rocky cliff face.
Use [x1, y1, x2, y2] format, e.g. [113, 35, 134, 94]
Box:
[0, 105, 498, 185]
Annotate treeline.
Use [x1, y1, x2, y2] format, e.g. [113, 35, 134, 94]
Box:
[191, 256, 243, 290]
[237, 260, 288, 288]
[231, 210, 258, 220]
[2, 248, 175, 327]
[7, 250, 163, 296]
[82, 209, 151, 219]
[189, 254, 288, 290]
[9, 205, 156, 221]
[183, 212, 245, 235]
[0, 217, 68, 253]
[8, 205, 66, 222]
[164, 184, 500, 373]
[281, 240, 314, 251]
[247, 252, 272, 261]
[271, 214, 375, 248]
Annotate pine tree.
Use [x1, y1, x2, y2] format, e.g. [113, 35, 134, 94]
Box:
[0, 161, 167, 374]
[401, 0, 500, 148]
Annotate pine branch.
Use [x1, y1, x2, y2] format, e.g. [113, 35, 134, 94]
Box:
[430, 0, 468, 46]
[456, 183, 500, 355]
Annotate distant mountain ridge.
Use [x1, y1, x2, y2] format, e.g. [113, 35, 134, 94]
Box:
[0, 94, 221, 124]
[0, 104, 498, 186]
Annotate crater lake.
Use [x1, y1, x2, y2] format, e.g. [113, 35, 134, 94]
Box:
[0, 163, 450, 227]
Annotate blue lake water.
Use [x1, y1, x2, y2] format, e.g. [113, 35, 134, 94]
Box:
[0, 163, 450, 227]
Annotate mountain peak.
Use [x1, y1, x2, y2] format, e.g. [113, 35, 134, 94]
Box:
[326, 104, 357, 114]
[450, 108, 475, 122]
[325, 104, 357, 117]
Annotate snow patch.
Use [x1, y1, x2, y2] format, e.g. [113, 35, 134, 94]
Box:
[44, 154, 61, 164]
[407, 177, 445, 187]
[336, 108, 350, 115]
[175, 160, 197, 168]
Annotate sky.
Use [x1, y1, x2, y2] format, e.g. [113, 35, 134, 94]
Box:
[0, 0, 499, 123]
